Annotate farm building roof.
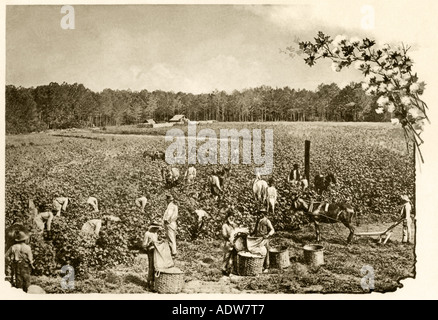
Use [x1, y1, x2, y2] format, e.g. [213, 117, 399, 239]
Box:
[145, 119, 156, 124]
[169, 115, 186, 122]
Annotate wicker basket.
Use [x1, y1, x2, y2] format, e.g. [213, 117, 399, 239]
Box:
[238, 251, 264, 276]
[154, 267, 184, 294]
[269, 246, 290, 269]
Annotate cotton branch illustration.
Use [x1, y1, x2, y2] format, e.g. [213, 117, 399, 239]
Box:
[286, 31, 429, 162]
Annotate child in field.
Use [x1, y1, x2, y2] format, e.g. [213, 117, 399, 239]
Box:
[221, 210, 238, 276]
[5, 231, 35, 292]
[142, 220, 162, 290]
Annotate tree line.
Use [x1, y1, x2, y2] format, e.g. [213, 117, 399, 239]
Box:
[5, 81, 389, 134]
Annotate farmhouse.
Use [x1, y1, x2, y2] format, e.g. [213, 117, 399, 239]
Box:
[169, 114, 188, 123]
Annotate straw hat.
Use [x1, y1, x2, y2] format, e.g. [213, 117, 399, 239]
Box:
[400, 195, 410, 202]
[15, 231, 29, 242]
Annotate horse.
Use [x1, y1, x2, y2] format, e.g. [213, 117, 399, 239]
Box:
[253, 172, 268, 204]
[161, 166, 180, 188]
[291, 195, 356, 244]
[314, 172, 337, 195]
[208, 167, 231, 200]
[144, 150, 165, 161]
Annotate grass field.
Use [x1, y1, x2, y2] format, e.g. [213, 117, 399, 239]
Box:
[4, 121, 416, 294]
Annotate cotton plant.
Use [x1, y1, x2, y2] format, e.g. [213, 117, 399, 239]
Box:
[288, 31, 429, 162]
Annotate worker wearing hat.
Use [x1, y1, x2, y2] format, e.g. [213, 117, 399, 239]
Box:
[5, 231, 35, 292]
[221, 208, 238, 275]
[400, 195, 413, 244]
[252, 207, 275, 273]
[143, 220, 163, 289]
[163, 194, 178, 258]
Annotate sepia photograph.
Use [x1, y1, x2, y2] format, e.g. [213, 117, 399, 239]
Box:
[1, 0, 438, 301]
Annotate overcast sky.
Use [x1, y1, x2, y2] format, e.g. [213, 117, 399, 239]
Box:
[5, 1, 438, 94]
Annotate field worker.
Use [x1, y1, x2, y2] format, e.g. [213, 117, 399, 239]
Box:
[53, 196, 69, 217]
[288, 163, 302, 187]
[400, 195, 413, 244]
[142, 220, 162, 290]
[135, 196, 148, 213]
[221, 209, 238, 276]
[191, 209, 208, 239]
[81, 215, 120, 237]
[5, 231, 35, 292]
[163, 194, 178, 258]
[184, 165, 197, 184]
[252, 208, 275, 273]
[87, 196, 99, 213]
[34, 210, 54, 240]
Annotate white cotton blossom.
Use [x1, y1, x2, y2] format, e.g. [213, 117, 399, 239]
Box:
[383, 69, 393, 77]
[387, 83, 395, 91]
[409, 82, 420, 93]
[331, 61, 341, 72]
[377, 96, 390, 107]
[391, 118, 400, 125]
[350, 37, 361, 45]
[332, 35, 347, 47]
[375, 107, 384, 114]
[361, 82, 369, 90]
[402, 73, 411, 81]
[398, 78, 408, 87]
[392, 67, 400, 75]
[408, 107, 420, 118]
[387, 102, 395, 113]
[378, 83, 388, 93]
[371, 66, 382, 73]
[332, 47, 340, 55]
[401, 96, 412, 106]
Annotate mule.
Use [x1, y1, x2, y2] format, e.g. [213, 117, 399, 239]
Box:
[292, 196, 356, 244]
[253, 172, 268, 204]
[314, 172, 337, 195]
[144, 150, 165, 161]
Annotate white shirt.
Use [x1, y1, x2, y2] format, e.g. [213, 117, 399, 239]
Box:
[163, 202, 178, 229]
[401, 202, 412, 220]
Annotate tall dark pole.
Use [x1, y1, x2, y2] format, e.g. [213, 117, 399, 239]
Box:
[305, 140, 310, 182]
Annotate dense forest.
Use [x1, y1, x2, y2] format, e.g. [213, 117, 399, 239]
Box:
[5, 82, 389, 134]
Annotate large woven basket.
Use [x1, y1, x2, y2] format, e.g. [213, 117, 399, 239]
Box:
[269, 246, 290, 269]
[238, 251, 264, 276]
[154, 267, 184, 294]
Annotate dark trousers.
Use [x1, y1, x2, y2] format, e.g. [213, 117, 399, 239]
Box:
[147, 250, 155, 289]
[12, 261, 31, 292]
